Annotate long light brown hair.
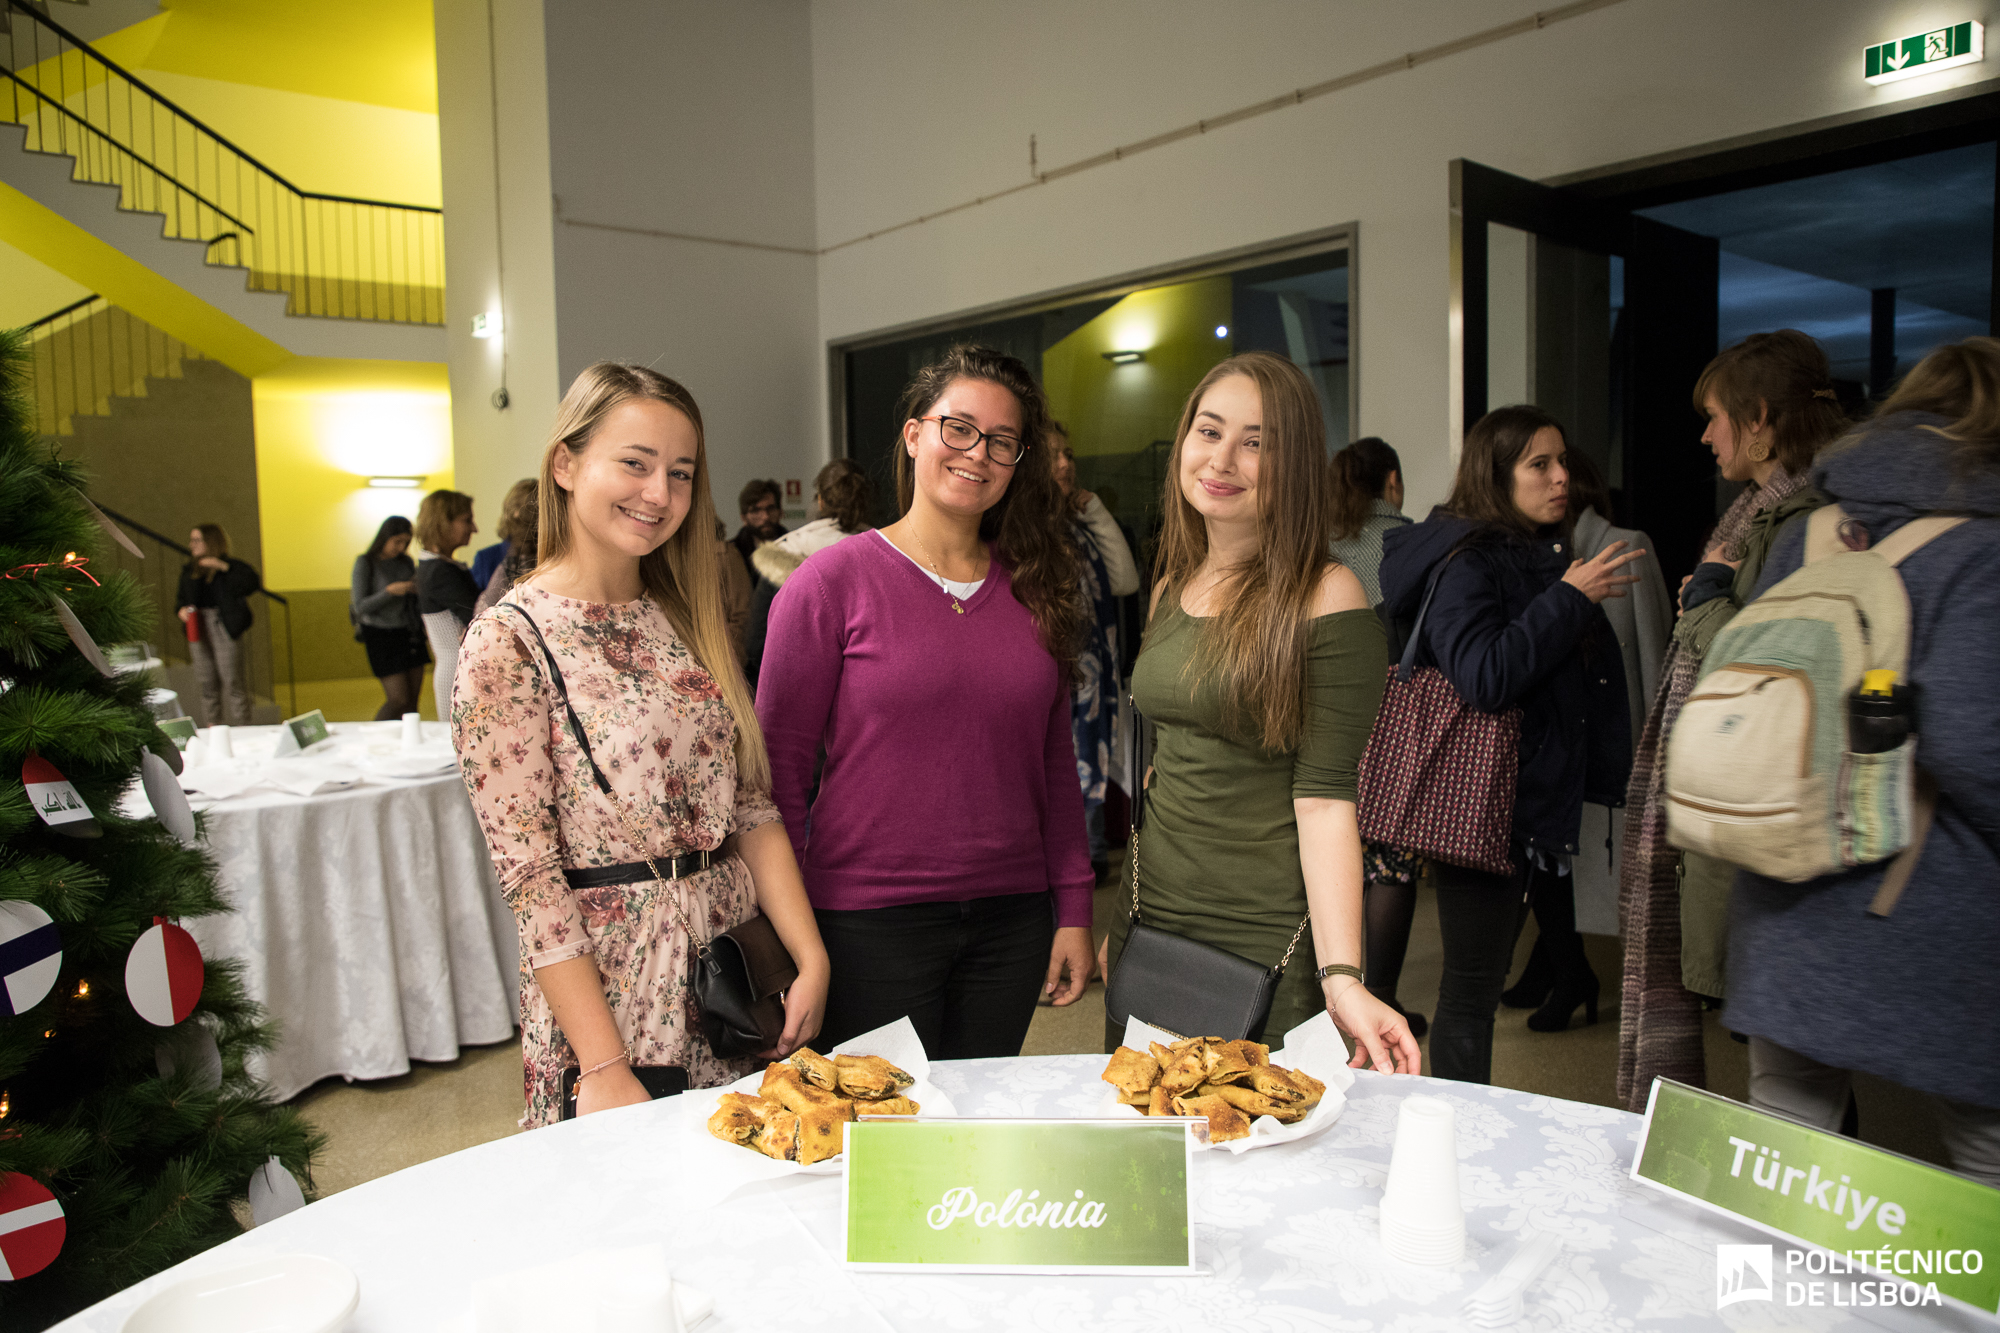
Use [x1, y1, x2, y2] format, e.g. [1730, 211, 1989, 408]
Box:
[1329, 436, 1400, 541]
[1151, 351, 1333, 751]
[1871, 335, 2000, 480]
[892, 345, 1081, 682]
[535, 362, 770, 791]
[1442, 404, 1572, 539]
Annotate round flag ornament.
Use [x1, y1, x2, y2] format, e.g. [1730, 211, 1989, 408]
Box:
[0, 1172, 65, 1281]
[0, 902, 61, 1018]
[20, 754, 100, 839]
[125, 919, 203, 1027]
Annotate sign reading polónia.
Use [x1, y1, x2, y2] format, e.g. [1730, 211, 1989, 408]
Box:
[843, 1119, 1196, 1274]
[1633, 1079, 2000, 1313]
[1865, 22, 1984, 84]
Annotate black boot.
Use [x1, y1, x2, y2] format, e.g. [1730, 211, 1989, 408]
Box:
[1500, 933, 1554, 1009]
[1526, 928, 1599, 1032]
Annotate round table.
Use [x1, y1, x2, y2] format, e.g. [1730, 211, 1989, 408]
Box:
[159, 721, 517, 1101]
[51, 1058, 1886, 1332]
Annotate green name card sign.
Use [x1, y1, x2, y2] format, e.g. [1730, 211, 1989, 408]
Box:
[274, 708, 331, 757]
[1633, 1079, 2000, 1312]
[843, 1119, 1196, 1274]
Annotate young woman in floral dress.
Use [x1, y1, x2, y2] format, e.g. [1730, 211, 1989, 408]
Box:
[453, 363, 829, 1126]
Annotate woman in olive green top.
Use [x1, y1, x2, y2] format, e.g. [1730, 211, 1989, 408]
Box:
[1098, 353, 1421, 1075]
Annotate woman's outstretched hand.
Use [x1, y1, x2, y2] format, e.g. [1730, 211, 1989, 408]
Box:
[1045, 926, 1094, 1006]
[1562, 539, 1645, 604]
[1328, 979, 1423, 1074]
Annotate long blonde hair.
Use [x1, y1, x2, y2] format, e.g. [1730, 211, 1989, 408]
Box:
[535, 363, 771, 791]
[1151, 352, 1332, 751]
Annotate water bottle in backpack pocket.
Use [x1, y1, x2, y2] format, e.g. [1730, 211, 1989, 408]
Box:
[1841, 669, 1916, 866]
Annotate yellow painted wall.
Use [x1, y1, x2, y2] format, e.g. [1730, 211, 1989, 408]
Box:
[252, 358, 454, 591]
[0, 237, 91, 328]
[1042, 278, 1234, 461]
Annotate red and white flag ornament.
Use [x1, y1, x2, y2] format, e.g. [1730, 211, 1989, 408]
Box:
[125, 919, 203, 1027]
[21, 755, 99, 839]
[0, 1173, 65, 1281]
[0, 902, 61, 1018]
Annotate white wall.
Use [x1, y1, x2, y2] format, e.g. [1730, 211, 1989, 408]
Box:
[542, 0, 821, 529]
[807, 0, 1997, 512]
[435, 0, 563, 527]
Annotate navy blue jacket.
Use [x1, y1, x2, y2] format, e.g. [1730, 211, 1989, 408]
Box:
[1728, 414, 2000, 1109]
[1378, 513, 1630, 857]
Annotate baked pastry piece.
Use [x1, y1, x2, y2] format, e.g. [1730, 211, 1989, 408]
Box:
[833, 1053, 914, 1099]
[1220, 1039, 1270, 1068]
[1210, 1083, 1307, 1124]
[762, 1062, 845, 1112]
[1147, 1085, 1174, 1118]
[708, 1092, 766, 1144]
[753, 1106, 803, 1160]
[794, 1100, 854, 1164]
[1101, 1046, 1162, 1096]
[1239, 1064, 1309, 1104]
[789, 1047, 839, 1091]
[1172, 1093, 1252, 1143]
[1157, 1048, 1210, 1096]
[856, 1094, 920, 1117]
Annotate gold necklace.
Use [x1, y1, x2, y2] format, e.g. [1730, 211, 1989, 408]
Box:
[906, 525, 970, 615]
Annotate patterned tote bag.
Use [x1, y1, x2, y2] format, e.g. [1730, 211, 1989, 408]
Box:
[1357, 551, 1520, 876]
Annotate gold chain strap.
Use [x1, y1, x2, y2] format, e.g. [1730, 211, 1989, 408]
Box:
[1128, 819, 1311, 976]
[609, 804, 709, 957]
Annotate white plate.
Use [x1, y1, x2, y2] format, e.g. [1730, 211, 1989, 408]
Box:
[122, 1253, 358, 1333]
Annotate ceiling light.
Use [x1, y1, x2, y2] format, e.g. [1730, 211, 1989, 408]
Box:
[471, 311, 502, 338]
[1215, 325, 1229, 338]
[1102, 350, 1145, 365]
[367, 476, 424, 489]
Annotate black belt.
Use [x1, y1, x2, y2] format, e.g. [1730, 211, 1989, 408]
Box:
[563, 848, 724, 888]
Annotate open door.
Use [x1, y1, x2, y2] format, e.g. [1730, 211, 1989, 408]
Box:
[1452, 160, 1719, 585]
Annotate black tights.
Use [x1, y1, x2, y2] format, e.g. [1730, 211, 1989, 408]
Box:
[1363, 879, 1418, 1005]
[375, 667, 426, 721]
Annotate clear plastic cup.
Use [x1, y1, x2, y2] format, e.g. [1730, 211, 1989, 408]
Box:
[401, 712, 423, 752]
[208, 724, 233, 759]
[1379, 1094, 1465, 1265]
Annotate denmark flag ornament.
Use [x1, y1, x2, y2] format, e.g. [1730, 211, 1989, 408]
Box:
[21, 754, 99, 839]
[0, 1173, 65, 1281]
[0, 901, 62, 1018]
[125, 919, 203, 1026]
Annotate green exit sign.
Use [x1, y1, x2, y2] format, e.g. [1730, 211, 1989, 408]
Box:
[1865, 22, 1984, 84]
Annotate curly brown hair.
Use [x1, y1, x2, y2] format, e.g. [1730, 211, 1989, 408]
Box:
[1692, 330, 1847, 476]
[892, 345, 1081, 682]
[813, 457, 873, 534]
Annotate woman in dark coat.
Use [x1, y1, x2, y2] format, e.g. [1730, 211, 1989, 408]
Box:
[1726, 339, 2000, 1185]
[1375, 405, 1637, 1083]
[175, 522, 262, 725]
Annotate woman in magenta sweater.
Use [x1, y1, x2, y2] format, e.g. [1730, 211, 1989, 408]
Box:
[756, 345, 1094, 1058]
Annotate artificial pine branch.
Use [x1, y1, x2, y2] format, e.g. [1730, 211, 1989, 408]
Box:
[0, 325, 324, 1329]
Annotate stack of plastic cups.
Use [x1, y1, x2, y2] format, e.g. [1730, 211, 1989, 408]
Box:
[1379, 1094, 1465, 1265]
[400, 712, 423, 754]
[208, 724, 234, 760]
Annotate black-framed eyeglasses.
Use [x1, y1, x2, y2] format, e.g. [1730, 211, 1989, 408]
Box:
[925, 415, 1027, 467]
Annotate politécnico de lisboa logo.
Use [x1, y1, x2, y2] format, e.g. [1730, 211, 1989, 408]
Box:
[1718, 1244, 1774, 1307]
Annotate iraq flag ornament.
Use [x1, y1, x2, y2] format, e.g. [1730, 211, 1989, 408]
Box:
[21, 754, 100, 839]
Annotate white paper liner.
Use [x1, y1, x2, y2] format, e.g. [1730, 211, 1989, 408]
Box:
[1095, 1010, 1355, 1153]
[673, 1016, 954, 1205]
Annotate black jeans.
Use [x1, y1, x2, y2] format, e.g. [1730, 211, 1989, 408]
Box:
[814, 892, 1056, 1060]
[1429, 860, 1542, 1084]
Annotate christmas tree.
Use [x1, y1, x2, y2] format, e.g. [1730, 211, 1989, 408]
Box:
[0, 327, 321, 1329]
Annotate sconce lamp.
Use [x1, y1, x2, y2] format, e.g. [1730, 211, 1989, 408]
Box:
[1101, 350, 1145, 365]
[367, 477, 425, 489]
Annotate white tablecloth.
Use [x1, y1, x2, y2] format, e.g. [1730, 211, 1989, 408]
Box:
[160, 723, 517, 1100]
[57, 1057, 1971, 1332]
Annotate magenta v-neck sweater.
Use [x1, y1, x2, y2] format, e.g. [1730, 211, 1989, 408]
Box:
[755, 532, 1094, 927]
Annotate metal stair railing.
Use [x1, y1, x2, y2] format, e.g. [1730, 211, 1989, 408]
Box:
[23, 294, 203, 435]
[0, 0, 444, 326]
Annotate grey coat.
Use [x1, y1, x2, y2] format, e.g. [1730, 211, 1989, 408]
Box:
[1570, 510, 1671, 935]
[1728, 414, 2000, 1109]
[1328, 499, 1412, 606]
[350, 553, 418, 631]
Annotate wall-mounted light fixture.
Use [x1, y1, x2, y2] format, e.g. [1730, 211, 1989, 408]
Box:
[367, 476, 425, 489]
[1214, 325, 1229, 338]
[471, 311, 502, 339]
[1101, 350, 1146, 365]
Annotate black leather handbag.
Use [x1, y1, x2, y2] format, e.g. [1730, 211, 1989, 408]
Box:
[560, 1063, 689, 1121]
[500, 603, 797, 1062]
[1102, 703, 1310, 1043]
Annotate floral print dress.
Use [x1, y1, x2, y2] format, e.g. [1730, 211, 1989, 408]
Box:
[452, 584, 779, 1127]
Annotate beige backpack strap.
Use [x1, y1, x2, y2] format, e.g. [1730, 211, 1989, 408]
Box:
[1867, 772, 1936, 918]
[1803, 505, 1848, 563]
[1870, 515, 1968, 566]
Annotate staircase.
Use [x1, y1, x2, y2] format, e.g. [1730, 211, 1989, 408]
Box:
[24, 293, 202, 435]
[0, 0, 445, 365]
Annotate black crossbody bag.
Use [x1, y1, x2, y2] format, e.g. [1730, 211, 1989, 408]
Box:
[1102, 700, 1310, 1043]
[498, 604, 798, 1107]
